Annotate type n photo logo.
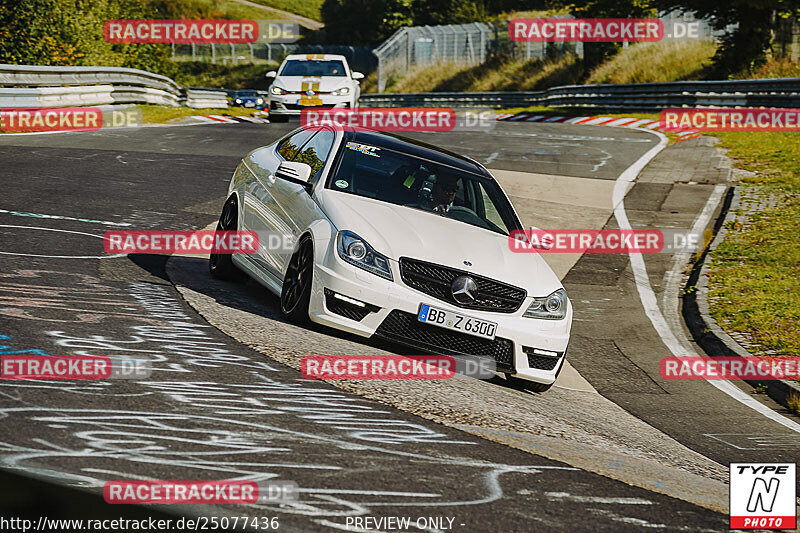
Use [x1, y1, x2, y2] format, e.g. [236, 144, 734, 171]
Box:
[730, 463, 796, 529]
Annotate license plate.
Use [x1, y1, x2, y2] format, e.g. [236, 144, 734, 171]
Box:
[417, 304, 497, 340]
[245, 102, 255, 107]
[297, 98, 323, 106]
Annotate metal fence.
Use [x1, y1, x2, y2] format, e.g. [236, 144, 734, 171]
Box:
[359, 78, 800, 110]
[171, 44, 377, 74]
[0, 63, 228, 108]
[372, 19, 585, 93]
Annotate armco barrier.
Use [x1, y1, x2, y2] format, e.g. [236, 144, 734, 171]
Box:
[0, 63, 228, 108]
[360, 78, 800, 110]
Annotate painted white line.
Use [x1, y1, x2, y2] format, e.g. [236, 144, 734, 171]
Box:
[545, 492, 653, 505]
[614, 130, 800, 434]
[0, 209, 131, 227]
[0, 225, 125, 259]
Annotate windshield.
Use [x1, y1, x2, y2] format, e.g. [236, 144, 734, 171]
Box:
[234, 91, 259, 97]
[327, 141, 519, 236]
[280, 60, 347, 77]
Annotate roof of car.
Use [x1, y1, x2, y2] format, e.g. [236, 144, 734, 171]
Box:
[341, 129, 489, 177]
[283, 54, 347, 61]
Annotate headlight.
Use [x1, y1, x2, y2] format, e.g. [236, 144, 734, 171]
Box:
[523, 288, 568, 320]
[235, 98, 242, 103]
[332, 87, 350, 96]
[336, 230, 392, 281]
[270, 86, 286, 95]
[257, 98, 264, 104]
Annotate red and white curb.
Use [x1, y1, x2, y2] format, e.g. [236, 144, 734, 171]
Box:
[496, 112, 702, 142]
[197, 114, 270, 124]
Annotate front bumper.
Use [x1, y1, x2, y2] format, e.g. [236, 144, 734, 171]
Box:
[232, 101, 266, 110]
[268, 95, 353, 115]
[308, 238, 572, 385]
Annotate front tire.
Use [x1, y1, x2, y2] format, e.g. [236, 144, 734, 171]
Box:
[280, 236, 313, 322]
[209, 197, 248, 282]
[270, 113, 288, 123]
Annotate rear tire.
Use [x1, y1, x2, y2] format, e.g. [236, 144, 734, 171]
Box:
[280, 236, 313, 323]
[209, 197, 248, 282]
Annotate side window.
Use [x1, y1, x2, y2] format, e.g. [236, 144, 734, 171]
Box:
[294, 130, 335, 181]
[478, 182, 509, 233]
[277, 129, 315, 160]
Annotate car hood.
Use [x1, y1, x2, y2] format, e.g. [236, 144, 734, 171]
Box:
[272, 76, 351, 92]
[321, 191, 563, 296]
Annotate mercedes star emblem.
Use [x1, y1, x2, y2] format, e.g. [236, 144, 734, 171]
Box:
[451, 275, 478, 304]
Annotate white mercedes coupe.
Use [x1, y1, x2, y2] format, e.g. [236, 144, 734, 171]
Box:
[210, 125, 572, 391]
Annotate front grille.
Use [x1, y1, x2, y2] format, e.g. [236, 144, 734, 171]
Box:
[375, 310, 514, 371]
[399, 258, 526, 313]
[526, 354, 560, 371]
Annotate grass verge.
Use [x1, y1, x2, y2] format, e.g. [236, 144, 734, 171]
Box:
[136, 105, 264, 125]
[586, 41, 717, 84]
[245, 0, 323, 21]
[704, 131, 799, 358]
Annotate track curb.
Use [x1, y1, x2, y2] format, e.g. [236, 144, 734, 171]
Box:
[682, 184, 800, 409]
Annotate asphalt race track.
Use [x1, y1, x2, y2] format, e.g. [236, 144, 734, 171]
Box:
[0, 120, 797, 531]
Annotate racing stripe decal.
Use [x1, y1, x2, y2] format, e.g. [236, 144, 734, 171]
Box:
[299, 79, 323, 106]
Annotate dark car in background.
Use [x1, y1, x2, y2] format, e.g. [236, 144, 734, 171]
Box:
[230, 90, 266, 110]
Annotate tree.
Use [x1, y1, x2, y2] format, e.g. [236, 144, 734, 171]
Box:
[321, 0, 413, 45]
[655, 0, 800, 75]
[411, 0, 489, 26]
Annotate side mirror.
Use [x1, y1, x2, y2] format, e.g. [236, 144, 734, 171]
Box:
[266, 71, 277, 78]
[275, 161, 313, 190]
[351, 71, 364, 80]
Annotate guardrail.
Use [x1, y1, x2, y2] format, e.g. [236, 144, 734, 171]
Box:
[360, 78, 800, 110]
[0, 63, 228, 108]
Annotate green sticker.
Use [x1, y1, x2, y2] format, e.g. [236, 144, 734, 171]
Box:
[335, 179, 349, 188]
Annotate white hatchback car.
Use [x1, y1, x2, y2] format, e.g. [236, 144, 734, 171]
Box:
[266, 54, 363, 122]
[210, 125, 572, 391]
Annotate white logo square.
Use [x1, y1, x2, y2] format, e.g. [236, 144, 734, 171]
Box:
[730, 463, 796, 530]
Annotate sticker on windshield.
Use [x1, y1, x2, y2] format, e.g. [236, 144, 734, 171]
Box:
[346, 142, 380, 157]
[335, 179, 349, 188]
